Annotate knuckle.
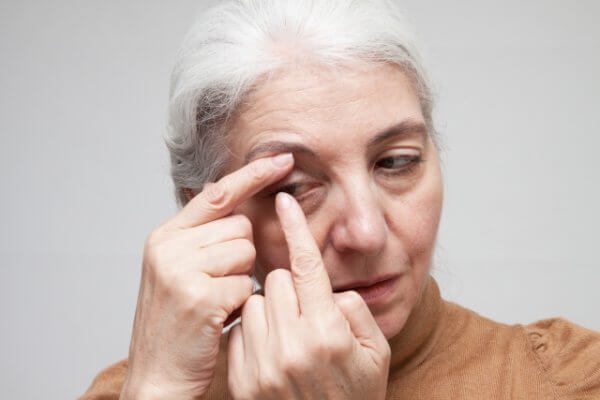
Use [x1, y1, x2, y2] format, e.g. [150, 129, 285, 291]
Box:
[152, 265, 179, 297]
[292, 250, 320, 271]
[279, 347, 309, 377]
[257, 367, 284, 395]
[245, 293, 263, 309]
[237, 275, 255, 298]
[143, 241, 167, 273]
[203, 182, 229, 209]
[237, 237, 255, 253]
[231, 214, 253, 239]
[380, 342, 392, 363]
[345, 289, 363, 304]
[316, 336, 348, 360]
[144, 228, 164, 248]
[237, 239, 256, 262]
[265, 268, 292, 289]
[247, 160, 268, 182]
[331, 336, 352, 357]
[140, 243, 228, 326]
[153, 268, 214, 306]
[179, 284, 218, 313]
[312, 320, 350, 356]
[338, 290, 364, 309]
[150, 255, 177, 283]
[241, 294, 263, 318]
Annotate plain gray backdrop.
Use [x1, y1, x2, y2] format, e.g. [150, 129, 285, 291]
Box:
[1, 1, 598, 398]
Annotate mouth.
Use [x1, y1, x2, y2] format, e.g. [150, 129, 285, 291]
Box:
[332, 274, 400, 305]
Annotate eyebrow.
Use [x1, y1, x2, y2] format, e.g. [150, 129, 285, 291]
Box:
[244, 142, 317, 164]
[243, 119, 427, 164]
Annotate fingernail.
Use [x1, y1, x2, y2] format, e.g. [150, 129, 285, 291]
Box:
[277, 192, 292, 210]
[272, 153, 293, 167]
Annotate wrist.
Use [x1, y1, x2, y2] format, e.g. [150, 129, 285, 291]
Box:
[119, 379, 161, 400]
[119, 377, 206, 400]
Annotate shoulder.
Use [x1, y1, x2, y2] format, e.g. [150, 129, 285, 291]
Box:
[79, 359, 128, 400]
[520, 317, 600, 399]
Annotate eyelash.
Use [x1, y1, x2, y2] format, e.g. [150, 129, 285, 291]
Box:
[268, 182, 302, 197]
[375, 155, 424, 177]
[268, 155, 424, 197]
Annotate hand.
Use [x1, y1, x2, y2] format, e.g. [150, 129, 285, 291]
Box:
[227, 192, 391, 400]
[119, 153, 294, 399]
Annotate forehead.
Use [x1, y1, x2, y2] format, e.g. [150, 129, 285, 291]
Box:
[227, 62, 424, 161]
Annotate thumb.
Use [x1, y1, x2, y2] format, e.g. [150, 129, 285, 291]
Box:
[333, 291, 389, 356]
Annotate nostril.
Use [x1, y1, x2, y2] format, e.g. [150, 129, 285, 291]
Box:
[329, 189, 388, 255]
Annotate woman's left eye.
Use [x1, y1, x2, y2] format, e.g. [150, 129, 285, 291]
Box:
[375, 154, 423, 175]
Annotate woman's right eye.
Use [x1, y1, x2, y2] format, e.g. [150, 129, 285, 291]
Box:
[268, 181, 325, 216]
[269, 182, 301, 197]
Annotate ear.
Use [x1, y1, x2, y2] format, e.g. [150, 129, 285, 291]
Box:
[181, 187, 195, 203]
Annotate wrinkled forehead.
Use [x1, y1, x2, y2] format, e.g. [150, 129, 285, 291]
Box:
[226, 62, 426, 166]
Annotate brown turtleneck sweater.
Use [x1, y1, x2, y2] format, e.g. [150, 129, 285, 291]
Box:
[80, 276, 600, 399]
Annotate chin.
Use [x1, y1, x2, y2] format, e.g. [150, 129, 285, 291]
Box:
[365, 272, 421, 339]
[371, 278, 422, 339]
[373, 304, 412, 340]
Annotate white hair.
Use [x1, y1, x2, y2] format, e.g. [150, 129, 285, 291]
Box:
[166, 0, 438, 207]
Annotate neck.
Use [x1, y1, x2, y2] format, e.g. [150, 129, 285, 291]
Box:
[387, 275, 444, 376]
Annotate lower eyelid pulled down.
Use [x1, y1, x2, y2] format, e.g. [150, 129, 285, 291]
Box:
[268, 182, 301, 197]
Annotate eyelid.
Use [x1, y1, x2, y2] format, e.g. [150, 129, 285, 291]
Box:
[267, 176, 323, 199]
[261, 170, 305, 196]
[269, 182, 301, 196]
[378, 147, 421, 157]
[373, 148, 425, 178]
[271, 169, 302, 187]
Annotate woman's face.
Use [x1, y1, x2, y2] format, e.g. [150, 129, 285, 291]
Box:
[226, 62, 444, 339]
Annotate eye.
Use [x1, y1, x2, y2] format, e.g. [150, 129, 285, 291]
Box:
[375, 154, 424, 176]
[270, 182, 302, 197]
[259, 167, 307, 199]
[266, 179, 321, 200]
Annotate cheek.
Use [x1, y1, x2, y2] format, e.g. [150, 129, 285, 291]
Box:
[387, 167, 444, 263]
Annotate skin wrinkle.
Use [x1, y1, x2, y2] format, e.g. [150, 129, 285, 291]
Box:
[237, 65, 384, 129]
[225, 62, 443, 340]
[243, 121, 427, 165]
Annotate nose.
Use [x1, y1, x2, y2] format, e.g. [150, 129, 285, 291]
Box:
[330, 183, 387, 256]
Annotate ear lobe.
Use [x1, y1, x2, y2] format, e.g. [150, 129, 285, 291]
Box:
[181, 187, 195, 203]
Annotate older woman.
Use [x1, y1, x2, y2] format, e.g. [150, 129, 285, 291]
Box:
[81, 1, 600, 399]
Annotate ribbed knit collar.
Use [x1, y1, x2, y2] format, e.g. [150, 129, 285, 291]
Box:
[387, 274, 445, 376]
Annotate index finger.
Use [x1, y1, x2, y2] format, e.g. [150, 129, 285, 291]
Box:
[167, 153, 294, 229]
[275, 192, 335, 315]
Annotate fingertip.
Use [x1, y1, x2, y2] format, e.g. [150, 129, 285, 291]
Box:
[334, 290, 384, 343]
[275, 192, 298, 234]
[275, 192, 306, 233]
[333, 290, 361, 311]
[272, 152, 294, 167]
[275, 191, 293, 213]
[241, 274, 256, 296]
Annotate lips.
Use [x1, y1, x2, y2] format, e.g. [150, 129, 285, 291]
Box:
[332, 274, 401, 305]
[332, 274, 399, 293]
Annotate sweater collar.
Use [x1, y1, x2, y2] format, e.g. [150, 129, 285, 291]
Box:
[387, 274, 444, 375]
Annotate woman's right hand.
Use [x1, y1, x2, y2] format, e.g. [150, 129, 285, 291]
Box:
[119, 153, 294, 400]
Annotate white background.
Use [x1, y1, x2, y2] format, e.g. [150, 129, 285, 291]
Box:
[1, 1, 598, 398]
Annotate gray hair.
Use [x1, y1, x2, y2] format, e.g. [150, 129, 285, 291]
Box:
[165, 0, 438, 208]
